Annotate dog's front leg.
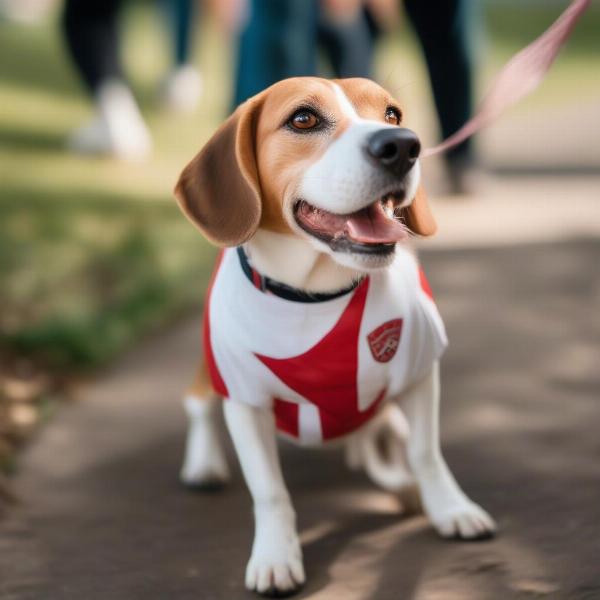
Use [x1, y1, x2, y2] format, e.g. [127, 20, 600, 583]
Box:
[224, 401, 304, 596]
[401, 361, 497, 539]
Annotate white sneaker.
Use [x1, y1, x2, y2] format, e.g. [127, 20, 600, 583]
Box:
[161, 65, 203, 113]
[68, 79, 152, 161]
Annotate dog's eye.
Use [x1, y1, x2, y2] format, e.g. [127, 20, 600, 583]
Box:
[384, 107, 401, 125]
[290, 110, 319, 130]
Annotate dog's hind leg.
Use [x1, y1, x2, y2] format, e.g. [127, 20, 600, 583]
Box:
[345, 404, 422, 513]
[180, 358, 230, 489]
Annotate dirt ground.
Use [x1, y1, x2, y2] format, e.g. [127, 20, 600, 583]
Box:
[1, 192, 599, 599]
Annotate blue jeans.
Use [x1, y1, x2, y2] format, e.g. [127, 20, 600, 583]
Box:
[233, 0, 372, 106]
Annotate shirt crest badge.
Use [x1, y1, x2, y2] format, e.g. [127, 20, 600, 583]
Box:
[367, 319, 403, 363]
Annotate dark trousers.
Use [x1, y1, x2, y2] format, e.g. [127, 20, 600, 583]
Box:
[63, 0, 197, 94]
[405, 0, 474, 164]
[159, 0, 198, 66]
[63, 0, 124, 93]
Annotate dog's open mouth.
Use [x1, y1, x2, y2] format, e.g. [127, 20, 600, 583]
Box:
[294, 193, 409, 254]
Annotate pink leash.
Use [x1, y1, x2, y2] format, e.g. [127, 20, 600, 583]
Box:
[423, 0, 592, 158]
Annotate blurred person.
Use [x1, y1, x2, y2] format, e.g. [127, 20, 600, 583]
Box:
[318, 0, 373, 79]
[364, 0, 477, 193]
[233, 0, 373, 106]
[234, 0, 477, 194]
[159, 0, 203, 112]
[403, 0, 476, 194]
[63, 0, 152, 160]
[62, 0, 202, 160]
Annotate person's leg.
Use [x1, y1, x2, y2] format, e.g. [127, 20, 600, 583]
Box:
[160, 0, 203, 112]
[317, 7, 373, 78]
[62, 0, 151, 159]
[233, 0, 319, 106]
[404, 0, 474, 170]
[172, 0, 195, 66]
[158, 0, 197, 67]
[63, 0, 124, 93]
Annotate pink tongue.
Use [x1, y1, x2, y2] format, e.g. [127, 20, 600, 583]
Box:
[344, 202, 408, 244]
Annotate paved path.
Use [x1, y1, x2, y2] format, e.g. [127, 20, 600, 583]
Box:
[2, 174, 600, 599]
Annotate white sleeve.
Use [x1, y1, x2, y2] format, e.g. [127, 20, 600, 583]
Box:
[408, 282, 449, 384]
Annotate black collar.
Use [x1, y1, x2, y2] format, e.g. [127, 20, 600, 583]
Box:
[237, 246, 363, 303]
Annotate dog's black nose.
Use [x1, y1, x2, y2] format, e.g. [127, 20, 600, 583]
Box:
[366, 128, 421, 177]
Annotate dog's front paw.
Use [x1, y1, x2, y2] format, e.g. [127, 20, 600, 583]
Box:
[245, 518, 305, 596]
[431, 501, 496, 540]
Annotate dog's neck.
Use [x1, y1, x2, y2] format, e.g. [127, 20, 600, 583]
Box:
[245, 230, 360, 293]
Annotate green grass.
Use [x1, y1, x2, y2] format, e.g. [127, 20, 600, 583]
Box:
[0, 2, 598, 371]
[0, 5, 231, 369]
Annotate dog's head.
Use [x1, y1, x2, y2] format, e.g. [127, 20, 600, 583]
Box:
[175, 77, 436, 270]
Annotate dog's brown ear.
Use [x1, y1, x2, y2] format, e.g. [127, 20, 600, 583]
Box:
[174, 96, 264, 246]
[404, 184, 437, 236]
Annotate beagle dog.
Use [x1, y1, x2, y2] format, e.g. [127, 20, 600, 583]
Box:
[174, 77, 496, 596]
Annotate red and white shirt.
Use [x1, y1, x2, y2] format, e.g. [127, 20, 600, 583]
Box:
[203, 247, 447, 445]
